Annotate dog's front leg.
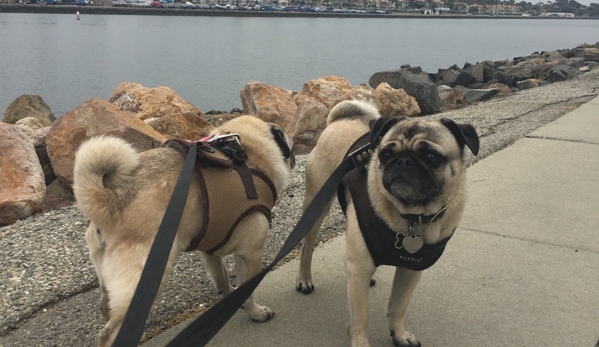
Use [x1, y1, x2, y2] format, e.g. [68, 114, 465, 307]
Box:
[346, 207, 376, 347]
[388, 267, 422, 347]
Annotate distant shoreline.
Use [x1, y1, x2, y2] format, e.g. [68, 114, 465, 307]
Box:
[1, 4, 598, 18]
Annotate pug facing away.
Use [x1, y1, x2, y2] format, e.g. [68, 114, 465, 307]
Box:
[73, 116, 295, 347]
[296, 100, 479, 347]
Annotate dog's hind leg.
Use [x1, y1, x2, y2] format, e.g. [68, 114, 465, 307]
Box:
[199, 252, 235, 296]
[387, 268, 422, 347]
[233, 250, 274, 322]
[85, 223, 111, 323]
[96, 242, 179, 347]
[296, 204, 332, 294]
[226, 213, 274, 322]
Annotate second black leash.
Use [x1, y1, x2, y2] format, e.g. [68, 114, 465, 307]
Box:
[164, 148, 364, 347]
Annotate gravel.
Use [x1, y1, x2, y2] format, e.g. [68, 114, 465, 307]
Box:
[0, 70, 598, 347]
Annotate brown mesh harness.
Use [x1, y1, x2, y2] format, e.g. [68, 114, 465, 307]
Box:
[164, 137, 277, 254]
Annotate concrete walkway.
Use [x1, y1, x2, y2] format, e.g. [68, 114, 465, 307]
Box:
[144, 97, 599, 347]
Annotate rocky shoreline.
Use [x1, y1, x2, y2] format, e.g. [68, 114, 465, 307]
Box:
[1, 43, 599, 346]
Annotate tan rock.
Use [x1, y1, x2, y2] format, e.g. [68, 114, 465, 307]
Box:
[292, 97, 329, 154]
[31, 127, 51, 147]
[15, 117, 46, 130]
[573, 46, 599, 62]
[333, 85, 374, 106]
[516, 78, 539, 90]
[485, 83, 512, 96]
[46, 98, 166, 185]
[505, 58, 546, 80]
[371, 83, 421, 117]
[0, 123, 46, 225]
[438, 85, 467, 109]
[3, 95, 56, 127]
[109, 82, 214, 140]
[240, 81, 298, 134]
[299, 76, 353, 108]
[334, 83, 420, 117]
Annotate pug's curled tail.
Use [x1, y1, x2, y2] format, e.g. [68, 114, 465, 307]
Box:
[73, 136, 140, 227]
[327, 100, 381, 126]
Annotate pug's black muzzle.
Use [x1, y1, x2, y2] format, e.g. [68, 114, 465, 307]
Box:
[381, 151, 443, 205]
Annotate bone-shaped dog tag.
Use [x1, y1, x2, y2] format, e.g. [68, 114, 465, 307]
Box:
[402, 235, 424, 254]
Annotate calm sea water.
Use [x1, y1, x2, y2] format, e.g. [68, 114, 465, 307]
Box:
[0, 13, 598, 118]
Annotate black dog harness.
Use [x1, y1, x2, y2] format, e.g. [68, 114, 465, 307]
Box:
[337, 133, 453, 271]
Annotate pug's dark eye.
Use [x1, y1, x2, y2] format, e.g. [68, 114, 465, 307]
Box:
[379, 149, 394, 164]
[423, 151, 441, 165]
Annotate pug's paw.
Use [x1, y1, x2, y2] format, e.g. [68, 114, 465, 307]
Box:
[295, 277, 314, 294]
[249, 305, 275, 322]
[391, 330, 421, 347]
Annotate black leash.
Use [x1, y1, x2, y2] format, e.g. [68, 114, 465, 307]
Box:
[112, 143, 198, 347]
[165, 146, 366, 347]
[112, 142, 369, 347]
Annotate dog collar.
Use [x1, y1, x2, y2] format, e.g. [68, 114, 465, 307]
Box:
[400, 205, 448, 226]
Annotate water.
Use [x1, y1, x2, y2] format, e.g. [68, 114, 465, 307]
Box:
[1, 13, 598, 118]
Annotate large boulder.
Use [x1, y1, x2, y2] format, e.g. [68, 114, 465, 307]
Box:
[14, 121, 55, 184]
[483, 83, 512, 96]
[371, 83, 421, 117]
[381, 71, 441, 115]
[437, 85, 466, 108]
[464, 64, 484, 83]
[46, 98, 166, 185]
[483, 66, 514, 87]
[298, 76, 353, 109]
[441, 63, 483, 87]
[545, 65, 582, 83]
[15, 117, 46, 131]
[440, 67, 461, 85]
[334, 83, 420, 118]
[240, 81, 298, 134]
[370, 69, 441, 115]
[108, 82, 214, 140]
[332, 84, 373, 105]
[292, 97, 329, 154]
[0, 123, 46, 225]
[3, 95, 56, 127]
[516, 78, 539, 90]
[505, 58, 545, 81]
[572, 44, 599, 62]
[455, 86, 500, 103]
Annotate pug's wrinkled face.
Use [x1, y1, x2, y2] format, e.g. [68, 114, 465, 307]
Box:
[372, 117, 475, 207]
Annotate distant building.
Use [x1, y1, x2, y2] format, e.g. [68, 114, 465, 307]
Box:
[541, 12, 575, 17]
[436, 6, 450, 14]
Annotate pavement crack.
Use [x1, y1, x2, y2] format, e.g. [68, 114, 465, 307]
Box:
[459, 227, 597, 254]
[496, 93, 597, 125]
[525, 135, 599, 146]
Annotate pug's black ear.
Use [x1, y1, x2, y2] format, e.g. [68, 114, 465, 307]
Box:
[369, 117, 405, 150]
[440, 118, 480, 156]
[270, 125, 292, 159]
